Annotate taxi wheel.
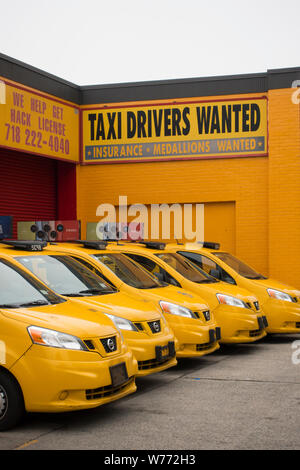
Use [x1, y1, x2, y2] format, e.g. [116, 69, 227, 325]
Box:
[0, 370, 25, 431]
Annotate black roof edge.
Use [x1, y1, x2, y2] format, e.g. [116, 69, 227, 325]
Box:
[81, 71, 268, 90]
[80, 73, 267, 104]
[0, 52, 81, 104]
[0, 53, 299, 105]
[267, 66, 300, 91]
[267, 66, 300, 74]
[80, 67, 300, 104]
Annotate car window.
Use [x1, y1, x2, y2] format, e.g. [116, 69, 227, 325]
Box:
[70, 256, 117, 289]
[178, 251, 236, 284]
[155, 252, 218, 284]
[213, 252, 266, 280]
[0, 258, 64, 307]
[15, 255, 116, 296]
[125, 253, 181, 287]
[92, 253, 164, 289]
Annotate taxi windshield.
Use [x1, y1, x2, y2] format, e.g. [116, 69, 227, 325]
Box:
[15, 255, 117, 297]
[214, 252, 266, 279]
[0, 258, 64, 308]
[92, 253, 164, 289]
[155, 252, 218, 283]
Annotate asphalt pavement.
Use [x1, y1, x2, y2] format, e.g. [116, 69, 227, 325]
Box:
[1, 334, 299, 451]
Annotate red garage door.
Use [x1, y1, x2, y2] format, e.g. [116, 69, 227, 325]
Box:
[0, 149, 57, 238]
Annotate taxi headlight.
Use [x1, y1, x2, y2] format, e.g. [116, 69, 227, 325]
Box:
[267, 289, 294, 302]
[216, 294, 248, 309]
[28, 326, 88, 350]
[105, 314, 138, 331]
[159, 301, 196, 318]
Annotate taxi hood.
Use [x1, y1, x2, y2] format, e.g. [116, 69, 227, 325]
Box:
[248, 277, 300, 297]
[142, 285, 209, 311]
[0, 299, 118, 338]
[71, 290, 163, 322]
[196, 279, 259, 303]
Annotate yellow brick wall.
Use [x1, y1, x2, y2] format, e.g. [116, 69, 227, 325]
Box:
[77, 89, 300, 286]
[77, 155, 269, 274]
[268, 88, 300, 287]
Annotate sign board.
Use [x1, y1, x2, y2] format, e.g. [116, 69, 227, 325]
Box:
[0, 78, 80, 162]
[82, 97, 268, 164]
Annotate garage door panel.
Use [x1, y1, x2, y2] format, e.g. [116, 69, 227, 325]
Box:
[0, 149, 57, 238]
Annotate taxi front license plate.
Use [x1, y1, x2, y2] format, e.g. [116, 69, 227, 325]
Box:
[110, 363, 128, 387]
[156, 344, 169, 362]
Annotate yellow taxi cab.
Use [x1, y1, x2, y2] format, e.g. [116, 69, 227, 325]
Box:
[173, 242, 300, 334]
[43, 241, 221, 358]
[107, 241, 268, 344]
[0, 240, 138, 431]
[1, 240, 177, 377]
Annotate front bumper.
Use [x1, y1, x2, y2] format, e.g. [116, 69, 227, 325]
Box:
[223, 328, 267, 343]
[165, 315, 221, 357]
[10, 345, 138, 413]
[124, 331, 178, 376]
[176, 339, 220, 357]
[262, 301, 300, 334]
[214, 306, 267, 344]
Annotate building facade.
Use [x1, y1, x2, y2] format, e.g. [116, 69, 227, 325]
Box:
[0, 53, 299, 287]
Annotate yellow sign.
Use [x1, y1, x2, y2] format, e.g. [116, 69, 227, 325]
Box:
[0, 79, 79, 162]
[82, 97, 268, 164]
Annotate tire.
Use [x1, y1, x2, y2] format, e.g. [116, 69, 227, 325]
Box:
[0, 370, 25, 431]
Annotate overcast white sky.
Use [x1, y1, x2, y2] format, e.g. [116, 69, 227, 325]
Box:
[0, 0, 299, 86]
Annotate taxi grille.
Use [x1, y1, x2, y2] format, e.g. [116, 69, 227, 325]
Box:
[193, 310, 211, 321]
[83, 340, 95, 350]
[85, 377, 134, 400]
[83, 336, 118, 354]
[100, 336, 117, 353]
[148, 320, 161, 334]
[202, 310, 211, 321]
[134, 323, 144, 331]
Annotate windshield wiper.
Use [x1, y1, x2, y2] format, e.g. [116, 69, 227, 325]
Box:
[61, 288, 115, 297]
[61, 292, 87, 297]
[79, 288, 116, 295]
[137, 285, 159, 289]
[244, 275, 266, 280]
[0, 304, 22, 309]
[0, 300, 50, 308]
[16, 300, 50, 307]
[195, 279, 219, 284]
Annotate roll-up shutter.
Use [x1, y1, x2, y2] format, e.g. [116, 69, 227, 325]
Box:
[0, 149, 57, 238]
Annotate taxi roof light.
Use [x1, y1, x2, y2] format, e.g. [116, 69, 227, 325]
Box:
[198, 241, 220, 250]
[76, 240, 108, 250]
[140, 241, 166, 250]
[0, 240, 47, 251]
